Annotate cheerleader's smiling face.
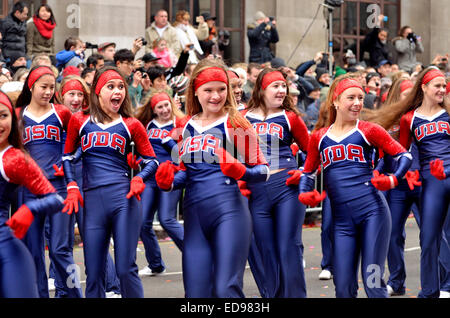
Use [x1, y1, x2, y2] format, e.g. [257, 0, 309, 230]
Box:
[63, 90, 84, 113]
[263, 80, 287, 109]
[32, 75, 55, 107]
[335, 87, 364, 122]
[99, 79, 125, 118]
[0, 104, 11, 150]
[422, 77, 446, 104]
[153, 100, 172, 122]
[196, 81, 228, 115]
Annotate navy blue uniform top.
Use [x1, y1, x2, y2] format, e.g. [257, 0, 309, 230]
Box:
[0, 146, 59, 242]
[63, 112, 157, 191]
[173, 113, 268, 206]
[146, 119, 175, 164]
[400, 109, 450, 176]
[243, 110, 309, 171]
[21, 104, 71, 180]
[302, 120, 410, 204]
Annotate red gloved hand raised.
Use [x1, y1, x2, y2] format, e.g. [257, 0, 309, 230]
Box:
[126, 176, 146, 200]
[62, 181, 84, 215]
[430, 159, 446, 180]
[290, 143, 300, 156]
[6, 205, 34, 239]
[371, 171, 398, 191]
[237, 180, 251, 199]
[405, 170, 422, 190]
[298, 190, 326, 207]
[127, 153, 142, 170]
[53, 164, 64, 177]
[286, 169, 302, 186]
[216, 147, 246, 180]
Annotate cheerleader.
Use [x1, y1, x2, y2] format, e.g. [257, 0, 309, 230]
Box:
[228, 70, 246, 110]
[299, 76, 412, 298]
[0, 91, 63, 297]
[135, 91, 184, 276]
[242, 68, 309, 297]
[155, 59, 269, 297]
[57, 76, 121, 297]
[374, 67, 450, 298]
[15, 66, 82, 298]
[62, 66, 159, 298]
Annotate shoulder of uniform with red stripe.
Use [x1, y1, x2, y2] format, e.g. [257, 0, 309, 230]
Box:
[3, 147, 55, 195]
[285, 110, 310, 150]
[123, 116, 156, 157]
[358, 120, 407, 155]
[53, 103, 72, 128]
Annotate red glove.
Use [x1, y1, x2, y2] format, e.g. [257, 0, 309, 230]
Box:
[237, 180, 251, 199]
[405, 170, 422, 190]
[127, 153, 142, 170]
[216, 148, 246, 180]
[156, 161, 177, 190]
[371, 171, 398, 191]
[126, 176, 146, 200]
[6, 205, 34, 239]
[53, 164, 64, 177]
[290, 143, 300, 156]
[62, 181, 84, 215]
[430, 159, 446, 180]
[286, 169, 302, 186]
[298, 190, 326, 207]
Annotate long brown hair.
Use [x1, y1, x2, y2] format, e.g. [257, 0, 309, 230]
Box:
[136, 90, 185, 128]
[185, 58, 251, 129]
[370, 67, 450, 130]
[88, 66, 133, 122]
[246, 68, 301, 117]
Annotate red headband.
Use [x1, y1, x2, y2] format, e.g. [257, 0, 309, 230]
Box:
[446, 82, 450, 95]
[194, 67, 228, 91]
[0, 92, 13, 114]
[332, 79, 364, 101]
[150, 92, 171, 109]
[62, 79, 85, 96]
[227, 70, 239, 80]
[261, 71, 286, 90]
[95, 70, 123, 95]
[400, 80, 414, 93]
[28, 67, 55, 89]
[422, 69, 445, 85]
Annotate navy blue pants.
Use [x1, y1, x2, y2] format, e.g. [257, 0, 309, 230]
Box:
[182, 183, 251, 298]
[83, 183, 143, 298]
[248, 169, 307, 298]
[418, 175, 450, 298]
[320, 196, 333, 274]
[331, 191, 391, 298]
[0, 234, 39, 297]
[140, 181, 183, 271]
[21, 177, 82, 298]
[385, 179, 421, 294]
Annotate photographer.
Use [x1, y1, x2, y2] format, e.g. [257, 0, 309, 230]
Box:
[247, 11, 279, 64]
[393, 25, 424, 73]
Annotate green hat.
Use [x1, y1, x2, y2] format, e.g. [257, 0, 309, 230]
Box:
[334, 66, 347, 78]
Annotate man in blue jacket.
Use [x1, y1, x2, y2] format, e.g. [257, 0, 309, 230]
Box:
[247, 11, 279, 64]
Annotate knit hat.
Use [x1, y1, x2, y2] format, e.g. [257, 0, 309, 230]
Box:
[270, 57, 286, 69]
[168, 75, 189, 95]
[315, 67, 328, 82]
[254, 11, 266, 21]
[334, 66, 347, 78]
[304, 77, 321, 95]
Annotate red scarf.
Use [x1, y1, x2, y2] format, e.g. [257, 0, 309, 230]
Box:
[33, 15, 55, 39]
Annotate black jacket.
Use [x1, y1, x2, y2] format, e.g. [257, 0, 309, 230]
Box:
[361, 27, 389, 67]
[0, 13, 27, 60]
[247, 22, 279, 64]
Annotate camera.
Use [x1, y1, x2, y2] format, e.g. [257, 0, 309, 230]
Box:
[135, 67, 148, 77]
[139, 37, 148, 46]
[407, 32, 417, 43]
[85, 42, 98, 49]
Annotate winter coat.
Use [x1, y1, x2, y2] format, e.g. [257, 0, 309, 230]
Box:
[394, 37, 424, 73]
[145, 22, 182, 57]
[247, 22, 279, 64]
[0, 14, 27, 60]
[361, 27, 389, 67]
[26, 21, 55, 58]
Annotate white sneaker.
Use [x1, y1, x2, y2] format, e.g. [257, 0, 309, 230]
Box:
[138, 266, 167, 277]
[387, 285, 394, 296]
[318, 269, 332, 280]
[440, 290, 450, 298]
[48, 278, 55, 291]
[105, 291, 122, 298]
[303, 259, 306, 269]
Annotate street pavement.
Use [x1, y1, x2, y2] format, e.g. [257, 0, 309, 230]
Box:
[49, 216, 422, 298]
